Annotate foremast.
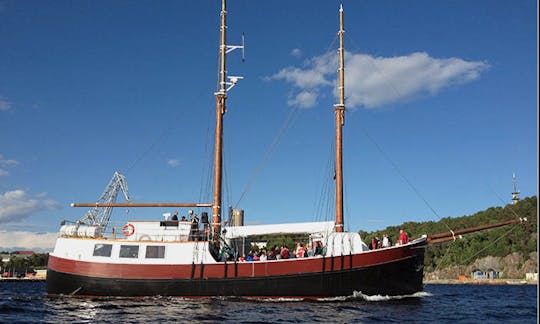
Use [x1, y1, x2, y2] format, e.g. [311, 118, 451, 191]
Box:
[71, 0, 243, 245]
[212, 0, 243, 239]
[212, 0, 228, 239]
[334, 5, 346, 232]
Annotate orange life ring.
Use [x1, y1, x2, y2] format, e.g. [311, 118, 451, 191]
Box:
[122, 223, 135, 236]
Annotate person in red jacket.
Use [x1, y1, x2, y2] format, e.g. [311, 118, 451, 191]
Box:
[280, 246, 290, 259]
[398, 229, 409, 245]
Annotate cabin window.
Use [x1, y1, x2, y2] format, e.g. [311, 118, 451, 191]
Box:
[145, 246, 166, 259]
[119, 245, 139, 258]
[93, 243, 112, 257]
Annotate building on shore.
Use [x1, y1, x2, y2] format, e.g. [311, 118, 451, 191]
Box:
[525, 272, 537, 282]
[471, 268, 500, 280]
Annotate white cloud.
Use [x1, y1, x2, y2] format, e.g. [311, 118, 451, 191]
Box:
[291, 48, 302, 58]
[267, 51, 489, 109]
[36, 192, 48, 198]
[0, 97, 12, 111]
[0, 154, 18, 167]
[287, 91, 318, 108]
[0, 154, 18, 177]
[269, 66, 331, 89]
[0, 190, 61, 224]
[167, 159, 180, 167]
[0, 231, 57, 251]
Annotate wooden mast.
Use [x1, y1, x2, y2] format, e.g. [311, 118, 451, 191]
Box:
[71, 1, 239, 231]
[334, 4, 346, 232]
[212, 0, 228, 238]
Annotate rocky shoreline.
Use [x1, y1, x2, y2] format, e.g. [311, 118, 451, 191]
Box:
[0, 277, 45, 282]
[424, 278, 536, 285]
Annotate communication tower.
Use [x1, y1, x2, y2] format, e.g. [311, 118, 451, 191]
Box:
[511, 173, 520, 204]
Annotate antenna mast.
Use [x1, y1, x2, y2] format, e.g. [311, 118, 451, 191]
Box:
[511, 173, 520, 204]
[334, 4, 346, 232]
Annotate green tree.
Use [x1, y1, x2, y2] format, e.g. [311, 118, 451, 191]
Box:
[359, 196, 537, 271]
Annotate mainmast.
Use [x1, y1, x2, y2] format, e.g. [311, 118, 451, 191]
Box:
[334, 5, 346, 232]
[212, 0, 243, 238]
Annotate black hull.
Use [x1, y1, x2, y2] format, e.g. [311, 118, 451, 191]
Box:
[47, 254, 424, 297]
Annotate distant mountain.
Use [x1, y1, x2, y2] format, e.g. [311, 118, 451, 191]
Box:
[361, 196, 537, 277]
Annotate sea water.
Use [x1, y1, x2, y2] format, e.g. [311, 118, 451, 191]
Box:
[0, 281, 537, 323]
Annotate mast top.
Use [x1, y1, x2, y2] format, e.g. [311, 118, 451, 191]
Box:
[334, 4, 346, 232]
[215, 0, 244, 96]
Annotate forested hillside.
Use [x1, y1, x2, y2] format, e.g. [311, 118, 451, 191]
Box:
[360, 196, 537, 273]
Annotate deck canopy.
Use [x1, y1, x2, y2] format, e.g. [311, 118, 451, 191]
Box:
[223, 221, 335, 239]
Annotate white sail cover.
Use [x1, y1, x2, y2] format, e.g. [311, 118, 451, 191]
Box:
[324, 232, 369, 255]
[223, 221, 335, 239]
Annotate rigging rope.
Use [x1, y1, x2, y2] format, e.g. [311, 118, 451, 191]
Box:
[314, 140, 334, 223]
[343, 32, 457, 234]
[344, 179, 350, 232]
[359, 126, 454, 233]
[234, 33, 339, 210]
[434, 239, 458, 268]
[199, 103, 215, 209]
[124, 128, 171, 174]
[233, 105, 301, 208]
[123, 86, 210, 176]
[460, 222, 522, 265]
[488, 185, 525, 220]
[224, 139, 233, 216]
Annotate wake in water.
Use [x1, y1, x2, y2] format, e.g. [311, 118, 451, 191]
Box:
[313, 290, 431, 302]
[190, 290, 433, 303]
[45, 291, 432, 303]
[351, 290, 432, 302]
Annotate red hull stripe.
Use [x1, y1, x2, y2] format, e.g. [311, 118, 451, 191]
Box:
[48, 241, 426, 280]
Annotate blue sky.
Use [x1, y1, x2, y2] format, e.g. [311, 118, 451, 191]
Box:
[0, 0, 537, 251]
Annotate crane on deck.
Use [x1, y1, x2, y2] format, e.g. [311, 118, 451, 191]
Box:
[75, 171, 131, 232]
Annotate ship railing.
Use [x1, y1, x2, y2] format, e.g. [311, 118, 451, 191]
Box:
[58, 220, 212, 243]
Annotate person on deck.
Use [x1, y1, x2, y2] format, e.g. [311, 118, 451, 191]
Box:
[267, 250, 277, 260]
[280, 246, 290, 259]
[274, 246, 282, 260]
[294, 242, 306, 258]
[370, 237, 379, 250]
[188, 210, 199, 240]
[382, 233, 391, 248]
[314, 241, 324, 256]
[306, 244, 314, 257]
[398, 229, 409, 245]
[171, 211, 178, 221]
